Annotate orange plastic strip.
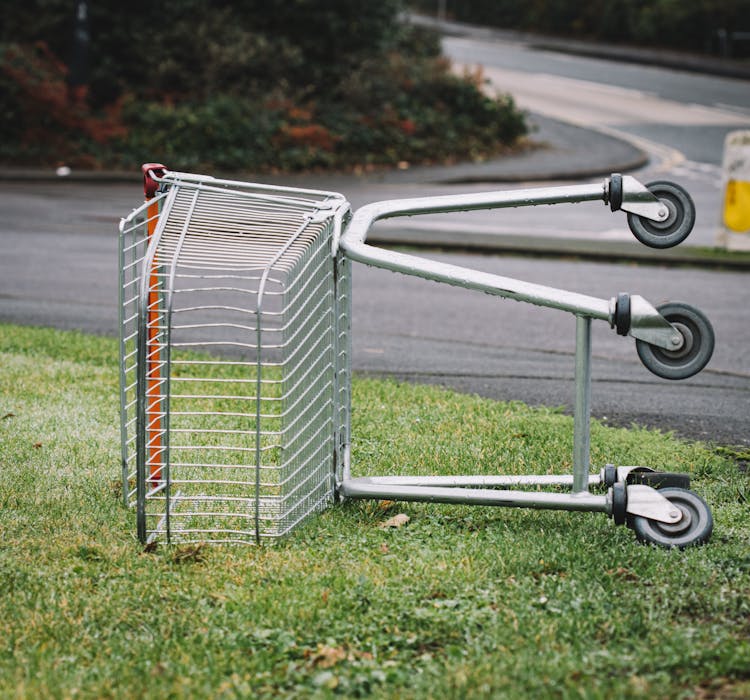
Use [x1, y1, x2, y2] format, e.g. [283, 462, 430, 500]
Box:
[142, 164, 167, 484]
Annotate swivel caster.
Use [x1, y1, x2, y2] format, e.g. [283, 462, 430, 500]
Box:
[626, 467, 690, 490]
[630, 487, 713, 549]
[627, 181, 696, 249]
[636, 302, 714, 380]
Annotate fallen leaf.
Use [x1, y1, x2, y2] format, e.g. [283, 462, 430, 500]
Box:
[150, 662, 167, 677]
[379, 513, 410, 529]
[309, 644, 347, 669]
[607, 567, 640, 582]
[109, 479, 125, 498]
[2, 412, 14, 420]
[32, 442, 42, 449]
[172, 544, 206, 564]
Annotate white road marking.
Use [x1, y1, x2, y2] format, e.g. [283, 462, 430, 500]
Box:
[469, 64, 750, 128]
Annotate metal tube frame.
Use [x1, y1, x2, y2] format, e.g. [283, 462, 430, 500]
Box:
[123, 169, 689, 540]
[337, 311, 610, 516]
[336, 175, 679, 517]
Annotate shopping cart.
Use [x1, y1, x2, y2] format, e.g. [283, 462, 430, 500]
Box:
[119, 165, 715, 548]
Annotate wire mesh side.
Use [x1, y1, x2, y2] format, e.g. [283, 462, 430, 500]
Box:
[272, 221, 339, 536]
[129, 180, 346, 544]
[119, 193, 168, 506]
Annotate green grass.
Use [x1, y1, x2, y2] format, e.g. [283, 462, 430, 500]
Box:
[1, 323, 748, 699]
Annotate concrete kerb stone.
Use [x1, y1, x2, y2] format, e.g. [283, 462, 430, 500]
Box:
[3, 122, 747, 270]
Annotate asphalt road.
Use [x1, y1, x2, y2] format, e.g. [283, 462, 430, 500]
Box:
[444, 32, 750, 250]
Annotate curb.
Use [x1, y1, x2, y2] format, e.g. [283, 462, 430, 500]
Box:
[369, 227, 750, 271]
[4, 169, 747, 270]
[0, 168, 140, 184]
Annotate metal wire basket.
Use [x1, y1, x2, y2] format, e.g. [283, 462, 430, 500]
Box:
[119, 168, 350, 544]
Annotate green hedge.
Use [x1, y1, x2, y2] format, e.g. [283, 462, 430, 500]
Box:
[0, 2, 527, 172]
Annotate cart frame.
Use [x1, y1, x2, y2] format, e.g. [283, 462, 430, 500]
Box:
[120, 167, 715, 548]
[335, 178, 689, 527]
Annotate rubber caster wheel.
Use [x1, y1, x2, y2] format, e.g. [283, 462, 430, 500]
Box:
[612, 482, 627, 526]
[631, 487, 713, 549]
[627, 181, 695, 249]
[636, 302, 714, 380]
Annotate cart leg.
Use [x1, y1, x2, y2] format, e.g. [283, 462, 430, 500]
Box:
[573, 315, 592, 494]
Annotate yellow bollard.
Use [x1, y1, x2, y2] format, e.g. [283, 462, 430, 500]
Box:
[718, 130, 750, 250]
[724, 180, 750, 232]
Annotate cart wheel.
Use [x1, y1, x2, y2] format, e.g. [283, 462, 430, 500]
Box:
[612, 482, 627, 526]
[636, 302, 714, 380]
[627, 181, 695, 249]
[631, 487, 713, 548]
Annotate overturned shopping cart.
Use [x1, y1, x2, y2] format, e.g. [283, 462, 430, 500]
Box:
[119, 164, 715, 548]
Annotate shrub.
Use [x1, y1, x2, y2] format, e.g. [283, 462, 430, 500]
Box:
[0, 3, 527, 172]
[0, 42, 126, 167]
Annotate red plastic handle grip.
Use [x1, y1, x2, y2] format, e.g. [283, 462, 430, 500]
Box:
[142, 163, 167, 199]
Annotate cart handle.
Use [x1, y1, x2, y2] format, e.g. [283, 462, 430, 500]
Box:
[339, 176, 679, 350]
[340, 179, 616, 319]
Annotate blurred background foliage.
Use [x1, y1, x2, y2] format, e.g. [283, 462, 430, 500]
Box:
[3, 1, 749, 172]
[0, 0, 527, 172]
[414, 0, 750, 55]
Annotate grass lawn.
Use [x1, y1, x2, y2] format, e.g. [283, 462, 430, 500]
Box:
[1, 324, 748, 699]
